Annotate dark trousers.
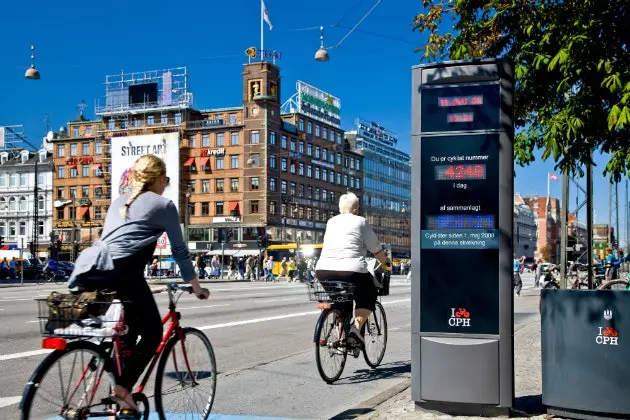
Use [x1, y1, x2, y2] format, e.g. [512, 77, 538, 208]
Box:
[114, 274, 163, 389]
[513, 272, 522, 295]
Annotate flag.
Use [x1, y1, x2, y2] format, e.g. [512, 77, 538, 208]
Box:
[548, 172, 558, 181]
[262, 0, 273, 30]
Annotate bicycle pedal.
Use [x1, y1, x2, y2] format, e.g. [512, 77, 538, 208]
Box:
[117, 408, 141, 419]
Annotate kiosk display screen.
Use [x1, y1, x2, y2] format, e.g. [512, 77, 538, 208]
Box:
[419, 133, 500, 335]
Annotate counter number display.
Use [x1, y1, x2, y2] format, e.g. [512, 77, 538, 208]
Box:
[434, 164, 486, 180]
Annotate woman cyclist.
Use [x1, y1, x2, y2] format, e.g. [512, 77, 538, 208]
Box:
[67, 154, 209, 413]
[315, 192, 390, 345]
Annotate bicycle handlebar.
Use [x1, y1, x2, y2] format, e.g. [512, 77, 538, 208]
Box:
[151, 283, 194, 294]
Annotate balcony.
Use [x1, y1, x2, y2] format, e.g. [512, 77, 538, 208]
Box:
[186, 118, 243, 130]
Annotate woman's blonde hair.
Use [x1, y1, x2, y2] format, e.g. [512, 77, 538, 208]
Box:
[339, 192, 360, 214]
[120, 154, 167, 218]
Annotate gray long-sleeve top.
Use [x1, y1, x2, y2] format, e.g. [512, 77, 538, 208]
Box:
[68, 192, 195, 288]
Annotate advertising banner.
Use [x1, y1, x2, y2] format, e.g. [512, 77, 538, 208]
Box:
[110, 133, 180, 210]
[296, 81, 341, 128]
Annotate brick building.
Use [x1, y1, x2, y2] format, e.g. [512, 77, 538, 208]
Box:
[50, 62, 358, 258]
[521, 195, 561, 263]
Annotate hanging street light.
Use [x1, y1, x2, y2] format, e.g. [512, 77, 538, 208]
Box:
[25, 45, 40, 80]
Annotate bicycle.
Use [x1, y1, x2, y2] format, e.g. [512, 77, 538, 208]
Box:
[598, 272, 630, 290]
[35, 269, 67, 285]
[308, 267, 388, 384]
[20, 283, 217, 420]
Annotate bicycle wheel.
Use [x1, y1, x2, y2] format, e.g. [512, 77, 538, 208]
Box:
[598, 280, 630, 290]
[35, 272, 47, 285]
[363, 301, 388, 368]
[155, 327, 217, 420]
[20, 340, 118, 420]
[55, 270, 67, 285]
[315, 309, 347, 384]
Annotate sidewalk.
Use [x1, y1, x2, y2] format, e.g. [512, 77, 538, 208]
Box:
[348, 293, 553, 420]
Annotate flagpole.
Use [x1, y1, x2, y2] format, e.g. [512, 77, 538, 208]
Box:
[260, 0, 264, 61]
[547, 173, 550, 199]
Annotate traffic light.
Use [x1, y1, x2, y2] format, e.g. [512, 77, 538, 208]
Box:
[256, 234, 268, 250]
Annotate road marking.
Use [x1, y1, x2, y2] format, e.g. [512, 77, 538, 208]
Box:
[178, 304, 230, 310]
[0, 396, 22, 409]
[390, 323, 411, 331]
[0, 349, 52, 362]
[0, 298, 34, 302]
[259, 298, 298, 303]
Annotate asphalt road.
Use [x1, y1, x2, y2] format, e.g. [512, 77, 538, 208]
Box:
[0, 274, 538, 419]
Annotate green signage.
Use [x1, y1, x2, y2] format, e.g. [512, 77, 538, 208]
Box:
[300, 92, 340, 115]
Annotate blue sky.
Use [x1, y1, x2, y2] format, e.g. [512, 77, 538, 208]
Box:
[1, 0, 627, 234]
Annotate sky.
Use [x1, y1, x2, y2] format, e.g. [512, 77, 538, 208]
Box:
[0, 0, 628, 238]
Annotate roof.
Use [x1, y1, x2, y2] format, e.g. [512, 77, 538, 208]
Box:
[0, 150, 53, 169]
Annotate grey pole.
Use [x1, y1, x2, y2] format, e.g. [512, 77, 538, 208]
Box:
[560, 170, 569, 288]
[587, 153, 594, 289]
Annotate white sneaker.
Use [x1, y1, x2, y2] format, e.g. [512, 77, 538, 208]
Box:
[348, 325, 364, 344]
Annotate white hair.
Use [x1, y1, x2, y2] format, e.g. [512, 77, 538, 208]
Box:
[339, 192, 360, 214]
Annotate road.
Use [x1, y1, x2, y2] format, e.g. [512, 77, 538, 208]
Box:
[0, 274, 538, 419]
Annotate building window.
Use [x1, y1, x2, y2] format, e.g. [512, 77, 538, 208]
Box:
[315, 167, 320, 180]
[216, 179, 224, 192]
[307, 165, 312, 178]
[281, 135, 287, 149]
[57, 166, 65, 178]
[290, 182, 296, 196]
[337, 132, 342, 144]
[307, 186, 313, 198]
[299, 184, 305, 197]
[281, 180, 287, 194]
[343, 175, 348, 186]
[38, 195, 45, 210]
[270, 131, 276, 145]
[250, 131, 259, 144]
[82, 165, 90, 177]
[290, 139, 296, 151]
[82, 143, 89, 155]
[269, 155, 277, 169]
[315, 124, 320, 137]
[216, 133, 225, 146]
[323, 127, 328, 140]
[202, 202, 210, 216]
[299, 141, 304, 154]
[315, 147, 320, 159]
[20, 173, 27, 186]
[57, 144, 65, 157]
[147, 115, 155, 125]
[70, 187, 77, 198]
[95, 206, 102, 219]
[229, 113, 237, 125]
[315, 188, 321, 201]
[330, 191, 335, 204]
[57, 187, 64, 199]
[230, 155, 239, 169]
[230, 178, 239, 192]
[69, 206, 76, 219]
[350, 177, 355, 188]
[231, 132, 239, 146]
[108, 119, 115, 130]
[215, 201, 224, 215]
[94, 187, 103, 198]
[281, 158, 287, 172]
[356, 179, 361, 189]
[202, 179, 210, 193]
[188, 202, 196, 216]
[38, 220, 44, 236]
[95, 141, 102, 155]
[56, 207, 64, 220]
[70, 144, 77, 156]
[38, 172, 45, 185]
[322, 149, 327, 162]
[8, 222, 15, 237]
[299, 163, 304, 176]
[307, 121, 313, 134]
[269, 201, 276, 214]
[323, 169, 328, 182]
[0, 175, 4, 188]
[269, 178, 277, 192]
[337, 173, 341, 184]
[70, 167, 78, 178]
[251, 177, 259, 190]
[290, 161, 296, 174]
[19, 196, 27, 211]
[174, 112, 182, 125]
[307, 207, 312, 220]
[281, 204, 287, 217]
[216, 156, 224, 169]
[330, 171, 335, 184]
[250, 200, 259, 214]
[73, 127, 80, 138]
[133, 118, 141, 128]
[188, 180, 196, 193]
[161, 114, 168, 125]
[299, 119, 304, 131]
[202, 133, 210, 147]
[19, 221, 26, 235]
[337, 153, 342, 165]
[188, 135, 196, 147]
[82, 186, 89, 197]
[330, 130, 335, 142]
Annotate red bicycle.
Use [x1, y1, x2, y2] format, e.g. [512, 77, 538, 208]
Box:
[20, 283, 217, 419]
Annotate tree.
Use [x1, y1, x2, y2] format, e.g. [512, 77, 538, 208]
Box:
[413, 0, 630, 180]
[541, 243, 552, 262]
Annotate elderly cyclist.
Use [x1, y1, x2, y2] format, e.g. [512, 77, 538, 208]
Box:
[315, 192, 390, 345]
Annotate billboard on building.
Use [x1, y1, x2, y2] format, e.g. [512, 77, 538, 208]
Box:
[296, 81, 341, 128]
[356, 118, 398, 146]
[110, 133, 180, 210]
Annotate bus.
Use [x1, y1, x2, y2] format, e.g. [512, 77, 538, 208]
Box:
[266, 243, 323, 276]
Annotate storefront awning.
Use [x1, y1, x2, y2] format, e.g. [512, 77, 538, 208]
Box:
[184, 158, 196, 167]
[199, 157, 210, 167]
[227, 201, 239, 211]
[77, 207, 90, 218]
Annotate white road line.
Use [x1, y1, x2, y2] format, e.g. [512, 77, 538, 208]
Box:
[390, 323, 411, 331]
[0, 298, 34, 302]
[0, 349, 52, 362]
[0, 396, 23, 409]
[258, 297, 298, 303]
[178, 304, 230, 310]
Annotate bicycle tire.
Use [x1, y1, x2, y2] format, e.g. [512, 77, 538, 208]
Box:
[314, 309, 347, 384]
[20, 340, 118, 420]
[155, 327, 217, 420]
[35, 272, 47, 285]
[598, 280, 630, 290]
[363, 301, 388, 369]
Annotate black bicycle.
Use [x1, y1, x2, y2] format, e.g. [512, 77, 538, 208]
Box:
[308, 270, 388, 384]
[35, 269, 67, 285]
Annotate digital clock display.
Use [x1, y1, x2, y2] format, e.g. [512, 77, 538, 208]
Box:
[434, 164, 486, 180]
[447, 112, 474, 123]
[438, 96, 484, 107]
[427, 214, 495, 230]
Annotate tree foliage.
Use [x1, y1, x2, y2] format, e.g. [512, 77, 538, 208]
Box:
[413, 0, 630, 181]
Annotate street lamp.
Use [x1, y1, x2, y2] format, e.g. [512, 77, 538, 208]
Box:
[24, 45, 40, 80]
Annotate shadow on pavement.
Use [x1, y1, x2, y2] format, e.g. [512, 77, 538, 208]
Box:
[514, 394, 544, 416]
[337, 360, 410, 385]
[329, 407, 374, 419]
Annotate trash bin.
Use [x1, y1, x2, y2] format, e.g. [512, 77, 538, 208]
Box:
[541, 288, 630, 419]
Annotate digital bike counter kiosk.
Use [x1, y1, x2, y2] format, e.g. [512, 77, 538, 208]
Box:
[410, 60, 514, 416]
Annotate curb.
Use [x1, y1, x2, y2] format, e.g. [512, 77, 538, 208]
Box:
[330, 378, 411, 419]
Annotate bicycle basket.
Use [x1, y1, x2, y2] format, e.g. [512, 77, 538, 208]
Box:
[307, 280, 356, 303]
[37, 291, 127, 338]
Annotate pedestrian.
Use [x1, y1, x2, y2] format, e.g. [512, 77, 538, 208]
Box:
[0, 257, 8, 279]
[513, 254, 523, 296]
[265, 256, 275, 281]
[196, 254, 206, 279]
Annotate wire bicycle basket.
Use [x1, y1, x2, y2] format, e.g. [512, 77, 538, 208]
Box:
[307, 280, 356, 303]
[36, 291, 127, 338]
